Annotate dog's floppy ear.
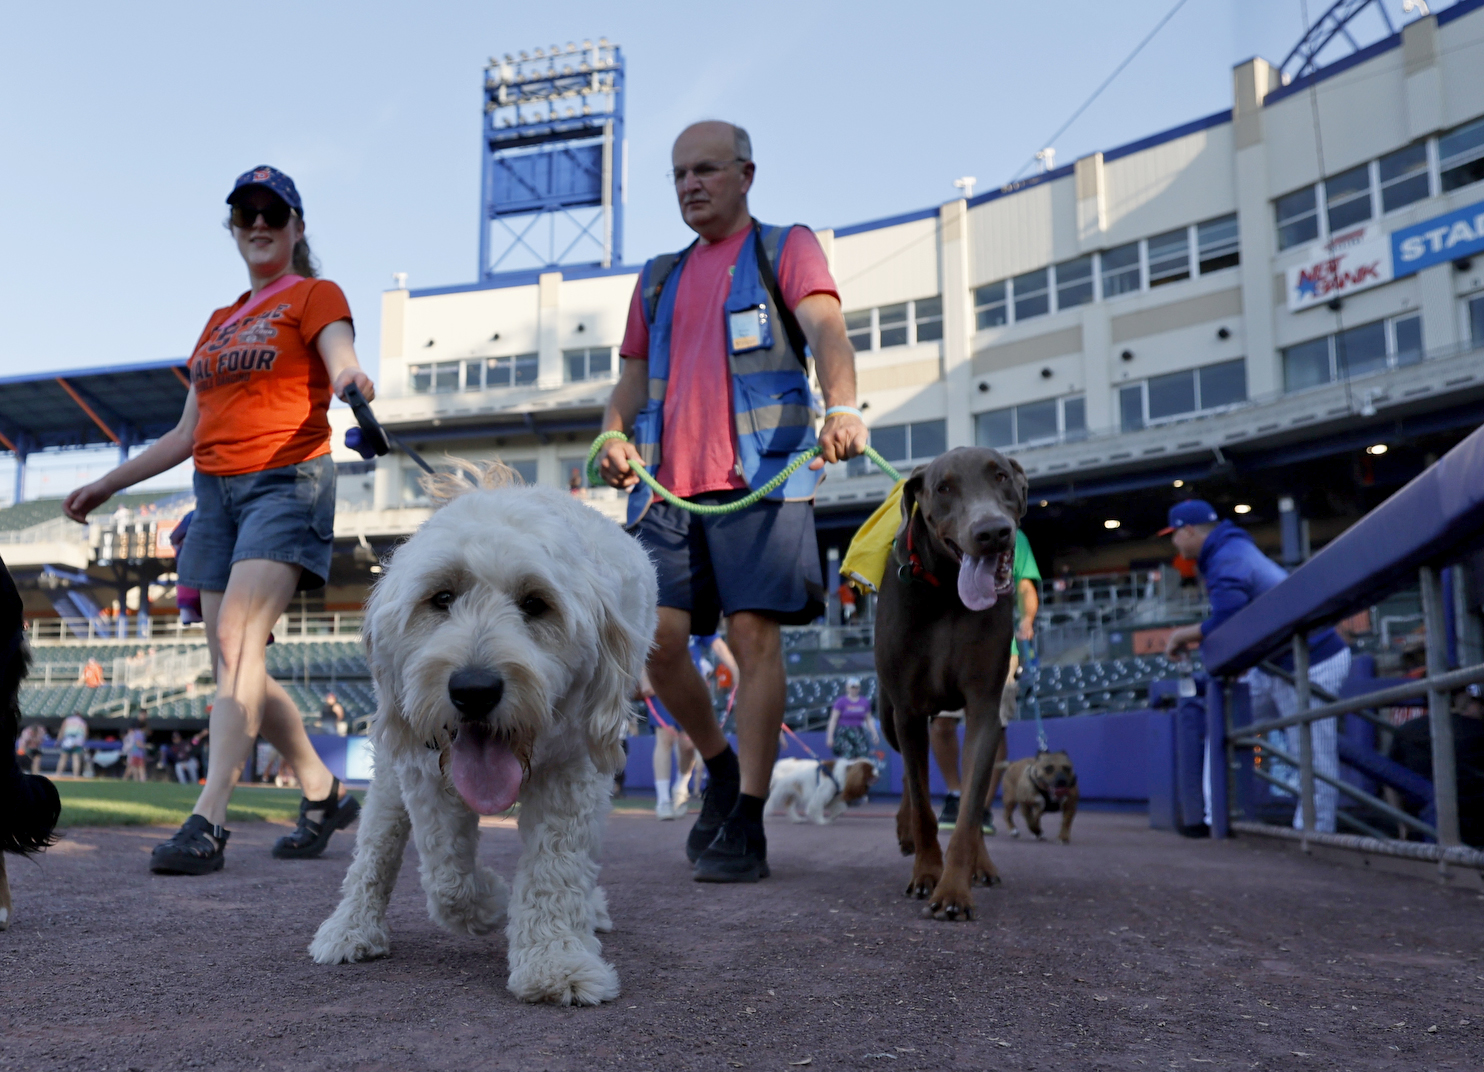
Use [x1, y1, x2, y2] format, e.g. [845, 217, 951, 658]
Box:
[1007, 455, 1030, 519]
[584, 598, 646, 775]
[419, 457, 521, 508]
[893, 464, 930, 549]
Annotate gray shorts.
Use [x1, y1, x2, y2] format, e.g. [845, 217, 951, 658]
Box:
[177, 455, 336, 592]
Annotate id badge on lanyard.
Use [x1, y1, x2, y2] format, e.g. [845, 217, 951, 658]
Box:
[728, 303, 774, 355]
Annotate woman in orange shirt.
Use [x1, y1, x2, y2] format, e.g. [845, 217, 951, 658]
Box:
[64, 167, 372, 875]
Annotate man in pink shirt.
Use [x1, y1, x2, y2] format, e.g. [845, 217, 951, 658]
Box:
[599, 121, 866, 882]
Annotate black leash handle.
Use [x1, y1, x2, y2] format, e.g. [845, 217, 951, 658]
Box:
[342, 382, 435, 475]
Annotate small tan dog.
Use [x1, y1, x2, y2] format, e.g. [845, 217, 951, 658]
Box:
[1000, 751, 1079, 843]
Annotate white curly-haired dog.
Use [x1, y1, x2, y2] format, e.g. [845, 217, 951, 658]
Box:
[309, 462, 656, 1006]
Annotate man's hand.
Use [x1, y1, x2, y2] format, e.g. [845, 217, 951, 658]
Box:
[1164, 624, 1205, 660]
[810, 411, 868, 470]
[333, 367, 376, 403]
[599, 438, 644, 489]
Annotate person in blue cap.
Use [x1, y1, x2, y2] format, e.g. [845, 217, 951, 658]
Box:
[1161, 500, 1350, 833]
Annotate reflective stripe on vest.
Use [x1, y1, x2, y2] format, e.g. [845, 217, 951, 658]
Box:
[627, 220, 821, 527]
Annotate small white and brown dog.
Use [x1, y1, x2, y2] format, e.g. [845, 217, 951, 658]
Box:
[309, 462, 656, 1006]
[765, 757, 878, 825]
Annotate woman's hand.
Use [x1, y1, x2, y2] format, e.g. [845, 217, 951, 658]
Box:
[333, 367, 375, 403]
[63, 480, 115, 524]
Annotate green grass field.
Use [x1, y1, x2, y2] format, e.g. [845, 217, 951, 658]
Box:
[51, 778, 655, 828]
[53, 780, 326, 829]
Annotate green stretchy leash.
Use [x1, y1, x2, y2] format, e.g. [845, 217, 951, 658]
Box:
[585, 430, 902, 516]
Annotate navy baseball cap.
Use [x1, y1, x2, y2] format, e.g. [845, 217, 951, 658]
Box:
[226, 166, 303, 217]
[1158, 499, 1219, 536]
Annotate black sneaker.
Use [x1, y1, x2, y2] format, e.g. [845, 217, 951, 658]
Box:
[982, 807, 997, 836]
[692, 816, 769, 883]
[151, 814, 229, 875]
[685, 777, 740, 863]
[272, 778, 361, 859]
[937, 792, 961, 830]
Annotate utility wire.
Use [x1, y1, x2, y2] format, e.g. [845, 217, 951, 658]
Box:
[1009, 0, 1194, 183]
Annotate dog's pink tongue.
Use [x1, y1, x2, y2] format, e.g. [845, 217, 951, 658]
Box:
[957, 555, 1001, 612]
[450, 730, 523, 815]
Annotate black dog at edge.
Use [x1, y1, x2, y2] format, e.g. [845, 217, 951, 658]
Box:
[1, 555, 61, 930]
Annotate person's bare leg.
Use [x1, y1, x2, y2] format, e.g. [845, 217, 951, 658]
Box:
[651, 725, 675, 789]
[930, 717, 962, 794]
[192, 559, 302, 827]
[724, 612, 785, 800]
[646, 608, 728, 758]
[259, 677, 341, 806]
[675, 735, 698, 799]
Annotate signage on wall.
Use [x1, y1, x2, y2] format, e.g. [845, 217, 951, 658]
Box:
[1390, 198, 1484, 278]
[1286, 225, 1393, 311]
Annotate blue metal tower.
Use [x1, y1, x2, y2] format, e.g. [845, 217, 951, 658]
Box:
[478, 39, 625, 281]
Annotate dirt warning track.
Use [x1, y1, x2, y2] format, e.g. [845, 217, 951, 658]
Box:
[1, 808, 1481, 1071]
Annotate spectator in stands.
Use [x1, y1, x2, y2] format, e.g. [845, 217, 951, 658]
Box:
[62, 165, 370, 876]
[80, 658, 104, 689]
[55, 713, 88, 779]
[122, 715, 150, 783]
[568, 466, 586, 497]
[1161, 500, 1351, 834]
[170, 732, 200, 785]
[838, 582, 857, 624]
[1387, 683, 1484, 847]
[932, 528, 1041, 833]
[596, 121, 866, 882]
[318, 693, 347, 737]
[825, 677, 878, 760]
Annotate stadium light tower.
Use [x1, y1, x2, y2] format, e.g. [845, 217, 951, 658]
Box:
[478, 39, 625, 281]
[953, 176, 977, 200]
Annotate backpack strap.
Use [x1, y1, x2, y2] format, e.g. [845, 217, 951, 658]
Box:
[751, 220, 810, 368]
[642, 241, 697, 325]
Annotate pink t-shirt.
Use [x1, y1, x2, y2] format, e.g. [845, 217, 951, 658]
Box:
[620, 225, 839, 499]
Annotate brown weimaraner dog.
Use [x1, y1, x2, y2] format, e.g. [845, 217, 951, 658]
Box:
[876, 446, 1027, 920]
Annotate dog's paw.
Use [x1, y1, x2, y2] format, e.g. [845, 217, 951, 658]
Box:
[508, 947, 620, 1006]
[429, 866, 509, 936]
[927, 881, 976, 921]
[905, 869, 939, 899]
[309, 914, 392, 964]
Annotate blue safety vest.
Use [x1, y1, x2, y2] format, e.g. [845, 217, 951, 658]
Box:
[627, 219, 821, 527]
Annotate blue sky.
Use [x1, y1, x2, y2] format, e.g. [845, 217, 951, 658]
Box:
[0, 0, 1427, 500]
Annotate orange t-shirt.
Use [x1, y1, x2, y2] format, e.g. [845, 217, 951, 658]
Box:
[188, 278, 353, 475]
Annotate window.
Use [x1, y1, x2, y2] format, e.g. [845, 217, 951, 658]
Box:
[1325, 163, 1373, 232]
[1197, 214, 1240, 273]
[850, 419, 946, 475]
[409, 361, 460, 394]
[486, 353, 538, 387]
[559, 457, 589, 491]
[1123, 359, 1248, 426]
[1440, 116, 1484, 193]
[973, 282, 1008, 329]
[1282, 314, 1425, 391]
[844, 309, 872, 351]
[913, 296, 943, 343]
[507, 459, 538, 485]
[564, 347, 613, 382]
[1146, 227, 1190, 287]
[1013, 268, 1049, 320]
[1276, 186, 1319, 250]
[1101, 242, 1141, 298]
[878, 303, 909, 348]
[974, 395, 1086, 448]
[1119, 385, 1145, 432]
[1470, 296, 1484, 347]
[1379, 142, 1430, 212]
[1056, 256, 1094, 309]
[461, 359, 483, 391]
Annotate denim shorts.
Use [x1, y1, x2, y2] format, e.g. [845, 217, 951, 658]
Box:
[632, 491, 824, 634]
[177, 454, 336, 592]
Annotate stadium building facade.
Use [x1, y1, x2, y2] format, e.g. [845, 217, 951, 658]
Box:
[353, 5, 1484, 583]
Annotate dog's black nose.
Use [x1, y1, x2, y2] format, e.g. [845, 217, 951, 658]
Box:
[448, 668, 505, 718]
[971, 518, 1013, 550]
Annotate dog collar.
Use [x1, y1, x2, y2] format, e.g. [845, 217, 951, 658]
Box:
[897, 515, 941, 588]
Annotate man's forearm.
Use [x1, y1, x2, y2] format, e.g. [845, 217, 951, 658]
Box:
[813, 337, 858, 407]
[603, 361, 648, 433]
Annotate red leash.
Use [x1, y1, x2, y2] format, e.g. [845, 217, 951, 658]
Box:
[781, 722, 819, 759]
[643, 696, 674, 733]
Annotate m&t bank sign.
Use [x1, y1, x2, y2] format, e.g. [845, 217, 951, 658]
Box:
[1391, 199, 1484, 277]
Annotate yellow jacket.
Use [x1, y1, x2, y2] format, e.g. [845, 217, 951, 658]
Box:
[839, 479, 906, 592]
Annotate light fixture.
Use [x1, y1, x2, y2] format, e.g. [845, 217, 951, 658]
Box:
[1366, 443, 1388, 456]
[1039, 500, 1049, 507]
[1172, 479, 1184, 488]
[1234, 504, 1252, 514]
[1103, 519, 1121, 530]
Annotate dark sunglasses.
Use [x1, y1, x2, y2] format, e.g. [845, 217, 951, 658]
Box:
[230, 200, 293, 229]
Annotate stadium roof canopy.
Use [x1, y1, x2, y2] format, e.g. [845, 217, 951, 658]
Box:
[0, 358, 190, 459]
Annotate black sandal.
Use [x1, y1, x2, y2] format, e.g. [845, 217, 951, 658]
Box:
[150, 814, 229, 875]
[272, 777, 360, 859]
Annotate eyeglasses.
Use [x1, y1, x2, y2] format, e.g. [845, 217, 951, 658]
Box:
[230, 200, 293, 229]
[668, 159, 746, 184]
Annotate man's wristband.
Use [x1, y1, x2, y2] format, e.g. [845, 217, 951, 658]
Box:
[824, 405, 863, 419]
